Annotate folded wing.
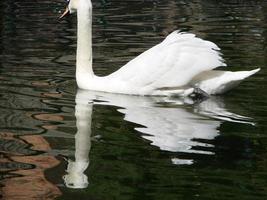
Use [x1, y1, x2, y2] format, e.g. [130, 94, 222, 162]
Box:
[108, 31, 226, 90]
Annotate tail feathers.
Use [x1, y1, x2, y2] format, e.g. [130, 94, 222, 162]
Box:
[230, 68, 260, 81]
[199, 68, 260, 95]
[153, 68, 260, 96]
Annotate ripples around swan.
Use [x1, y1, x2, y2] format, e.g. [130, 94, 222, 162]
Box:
[0, 0, 266, 199]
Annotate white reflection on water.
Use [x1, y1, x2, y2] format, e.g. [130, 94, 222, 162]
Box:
[64, 89, 254, 188]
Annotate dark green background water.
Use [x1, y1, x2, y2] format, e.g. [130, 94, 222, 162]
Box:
[0, 0, 266, 199]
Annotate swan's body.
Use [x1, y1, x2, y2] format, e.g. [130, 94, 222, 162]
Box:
[63, 0, 260, 96]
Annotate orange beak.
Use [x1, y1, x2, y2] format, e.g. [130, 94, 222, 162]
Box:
[59, 6, 70, 19]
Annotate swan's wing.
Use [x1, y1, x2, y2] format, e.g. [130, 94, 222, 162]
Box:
[108, 31, 226, 89]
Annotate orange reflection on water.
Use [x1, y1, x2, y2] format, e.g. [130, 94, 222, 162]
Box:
[0, 133, 61, 199]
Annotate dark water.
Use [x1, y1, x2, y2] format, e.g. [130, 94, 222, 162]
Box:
[0, 0, 266, 199]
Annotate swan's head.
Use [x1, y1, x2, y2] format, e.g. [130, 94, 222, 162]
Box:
[59, 0, 78, 19]
[59, 0, 92, 19]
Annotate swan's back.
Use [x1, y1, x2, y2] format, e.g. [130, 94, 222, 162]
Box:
[108, 31, 226, 94]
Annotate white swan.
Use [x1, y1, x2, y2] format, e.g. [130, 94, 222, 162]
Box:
[60, 0, 260, 97]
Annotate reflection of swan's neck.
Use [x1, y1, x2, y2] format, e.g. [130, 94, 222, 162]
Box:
[63, 96, 93, 189]
[76, 0, 93, 77]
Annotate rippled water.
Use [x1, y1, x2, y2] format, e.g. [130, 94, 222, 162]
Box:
[0, 0, 266, 199]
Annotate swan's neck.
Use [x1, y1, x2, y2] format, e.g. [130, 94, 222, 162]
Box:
[63, 95, 92, 189]
[76, 1, 93, 76]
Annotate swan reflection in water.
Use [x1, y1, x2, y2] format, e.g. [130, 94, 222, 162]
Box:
[63, 89, 254, 188]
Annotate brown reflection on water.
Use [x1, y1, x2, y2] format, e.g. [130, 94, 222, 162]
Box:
[0, 132, 61, 199]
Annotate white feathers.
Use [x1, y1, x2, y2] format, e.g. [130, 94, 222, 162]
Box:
[193, 68, 261, 94]
[110, 31, 226, 90]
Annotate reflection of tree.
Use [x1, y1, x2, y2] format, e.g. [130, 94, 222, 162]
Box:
[0, 133, 61, 199]
[0, 1, 67, 198]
